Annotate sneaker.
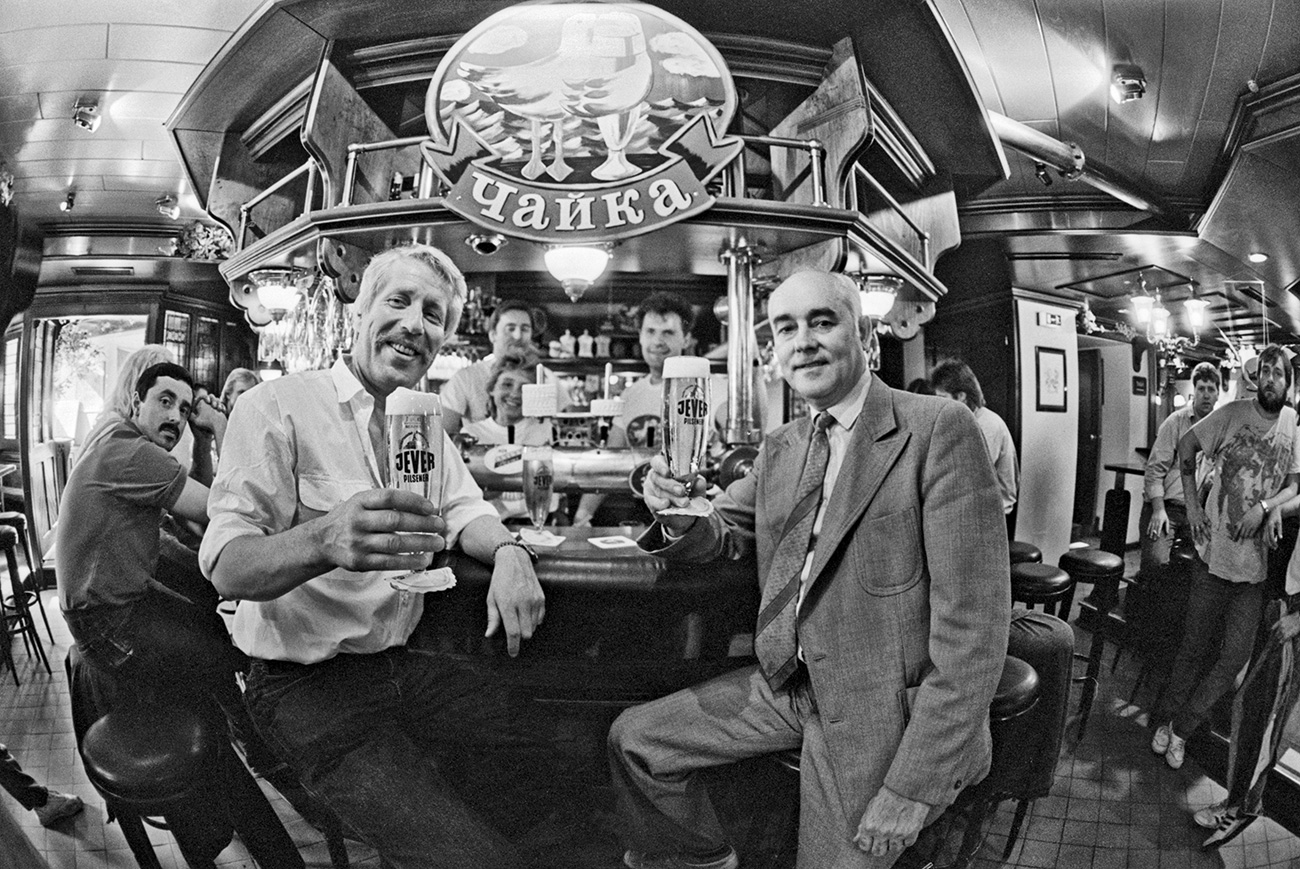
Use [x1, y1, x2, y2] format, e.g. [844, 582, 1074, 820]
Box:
[35, 792, 84, 827]
[623, 846, 740, 869]
[1193, 799, 1231, 829]
[1151, 722, 1172, 756]
[1202, 808, 1255, 849]
[1165, 730, 1187, 769]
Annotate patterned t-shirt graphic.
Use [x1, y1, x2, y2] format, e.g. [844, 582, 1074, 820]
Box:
[1192, 399, 1300, 583]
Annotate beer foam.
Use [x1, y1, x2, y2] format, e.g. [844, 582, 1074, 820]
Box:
[662, 356, 710, 379]
[522, 384, 558, 417]
[590, 398, 624, 417]
[387, 388, 442, 415]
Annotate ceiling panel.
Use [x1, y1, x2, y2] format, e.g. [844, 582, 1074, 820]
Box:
[0, 92, 40, 124]
[0, 117, 164, 144]
[0, 1, 262, 31]
[2, 59, 202, 96]
[107, 24, 230, 64]
[11, 138, 142, 163]
[0, 24, 107, 64]
[1143, 1, 1219, 171]
[1258, 0, 1300, 83]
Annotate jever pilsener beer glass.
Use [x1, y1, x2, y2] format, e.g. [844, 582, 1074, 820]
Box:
[387, 388, 444, 579]
[662, 356, 711, 482]
[521, 445, 554, 531]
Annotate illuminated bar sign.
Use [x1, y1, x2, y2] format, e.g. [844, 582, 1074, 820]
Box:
[421, 1, 742, 245]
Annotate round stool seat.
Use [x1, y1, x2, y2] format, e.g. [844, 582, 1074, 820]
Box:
[0, 525, 17, 550]
[1059, 548, 1123, 584]
[82, 706, 217, 805]
[1009, 541, 1042, 565]
[0, 511, 26, 526]
[990, 655, 1038, 722]
[1010, 563, 1072, 601]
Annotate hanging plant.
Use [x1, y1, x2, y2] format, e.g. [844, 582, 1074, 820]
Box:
[174, 221, 235, 261]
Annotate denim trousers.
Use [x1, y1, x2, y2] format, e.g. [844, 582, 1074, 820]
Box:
[608, 662, 911, 869]
[0, 743, 47, 810]
[1157, 565, 1266, 737]
[1138, 499, 1190, 577]
[244, 647, 561, 869]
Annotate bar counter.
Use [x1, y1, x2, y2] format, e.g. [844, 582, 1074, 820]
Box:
[409, 526, 760, 707]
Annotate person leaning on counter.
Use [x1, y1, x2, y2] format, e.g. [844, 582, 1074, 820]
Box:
[610, 269, 1010, 869]
[199, 243, 548, 869]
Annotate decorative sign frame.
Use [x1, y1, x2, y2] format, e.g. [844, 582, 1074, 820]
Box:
[1036, 346, 1068, 412]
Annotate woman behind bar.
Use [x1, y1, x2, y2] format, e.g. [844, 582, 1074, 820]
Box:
[461, 348, 561, 522]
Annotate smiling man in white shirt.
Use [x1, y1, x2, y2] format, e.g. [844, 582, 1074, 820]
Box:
[201, 244, 546, 869]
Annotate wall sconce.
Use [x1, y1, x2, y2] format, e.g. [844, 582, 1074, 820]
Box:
[1183, 297, 1209, 332]
[72, 99, 101, 133]
[59, 191, 76, 212]
[1129, 293, 1153, 325]
[543, 244, 611, 302]
[156, 194, 180, 220]
[1111, 65, 1147, 104]
[1149, 301, 1170, 339]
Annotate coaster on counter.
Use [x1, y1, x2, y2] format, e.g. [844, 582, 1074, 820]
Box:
[658, 497, 713, 517]
[519, 527, 565, 547]
[588, 535, 638, 549]
[389, 566, 457, 593]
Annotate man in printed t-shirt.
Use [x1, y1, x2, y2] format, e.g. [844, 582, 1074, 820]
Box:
[1151, 344, 1300, 772]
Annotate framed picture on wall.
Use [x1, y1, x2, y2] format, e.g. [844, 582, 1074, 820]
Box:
[1035, 347, 1067, 412]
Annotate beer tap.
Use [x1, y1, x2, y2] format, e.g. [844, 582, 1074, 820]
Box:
[588, 361, 623, 448]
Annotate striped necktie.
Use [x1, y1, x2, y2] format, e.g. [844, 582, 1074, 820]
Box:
[754, 410, 833, 689]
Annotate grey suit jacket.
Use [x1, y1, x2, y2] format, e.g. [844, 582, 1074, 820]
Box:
[645, 376, 1011, 815]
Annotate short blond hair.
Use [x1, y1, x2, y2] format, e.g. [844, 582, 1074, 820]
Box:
[109, 344, 175, 419]
[352, 244, 467, 337]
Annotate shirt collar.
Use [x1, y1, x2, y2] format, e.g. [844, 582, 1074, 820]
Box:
[818, 369, 872, 432]
[331, 356, 369, 406]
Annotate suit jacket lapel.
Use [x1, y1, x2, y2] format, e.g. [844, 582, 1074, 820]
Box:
[803, 377, 908, 593]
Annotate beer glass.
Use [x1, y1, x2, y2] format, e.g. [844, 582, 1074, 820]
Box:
[521, 445, 555, 531]
[661, 356, 711, 482]
[386, 388, 444, 579]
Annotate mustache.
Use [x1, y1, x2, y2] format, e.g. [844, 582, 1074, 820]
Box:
[159, 423, 180, 436]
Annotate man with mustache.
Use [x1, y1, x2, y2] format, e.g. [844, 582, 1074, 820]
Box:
[1151, 345, 1300, 775]
[201, 244, 548, 869]
[58, 361, 304, 867]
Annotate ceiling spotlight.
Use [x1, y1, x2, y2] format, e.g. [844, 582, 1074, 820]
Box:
[72, 99, 101, 133]
[156, 194, 180, 220]
[1111, 64, 1147, 104]
[1248, 252, 1269, 264]
[59, 191, 75, 212]
[1033, 161, 1053, 187]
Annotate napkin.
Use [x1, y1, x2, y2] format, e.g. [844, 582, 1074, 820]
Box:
[588, 535, 639, 549]
[519, 527, 566, 547]
[389, 566, 457, 593]
[658, 496, 713, 517]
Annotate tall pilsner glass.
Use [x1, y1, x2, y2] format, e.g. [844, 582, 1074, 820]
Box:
[387, 388, 445, 580]
[521, 445, 555, 531]
[662, 356, 711, 482]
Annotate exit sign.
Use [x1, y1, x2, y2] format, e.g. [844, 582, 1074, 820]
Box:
[1037, 312, 1063, 328]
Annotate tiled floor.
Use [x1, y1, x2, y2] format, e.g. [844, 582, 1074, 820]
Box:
[4, 580, 1300, 869]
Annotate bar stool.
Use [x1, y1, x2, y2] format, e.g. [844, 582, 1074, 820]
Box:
[1009, 541, 1042, 565]
[0, 525, 50, 682]
[0, 511, 54, 643]
[1010, 563, 1075, 621]
[1060, 547, 1125, 740]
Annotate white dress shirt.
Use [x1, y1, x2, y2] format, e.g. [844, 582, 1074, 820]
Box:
[199, 358, 497, 664]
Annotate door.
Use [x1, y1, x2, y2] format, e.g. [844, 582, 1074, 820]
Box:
[1072, 349, 1102, 536]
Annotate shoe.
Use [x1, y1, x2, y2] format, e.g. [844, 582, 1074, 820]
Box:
[1151, 722, 1172, 756]
[1202, 808, 1255, 849]
[623, 846, 740, 869]
[35, 792, 84, 827]
[1193, 799, 1230, 829]
[1165, 730, 1186, 769]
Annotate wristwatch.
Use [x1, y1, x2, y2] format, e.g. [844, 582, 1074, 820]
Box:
[1262, 498, 1272, 513]
[493, 539, 538, 565]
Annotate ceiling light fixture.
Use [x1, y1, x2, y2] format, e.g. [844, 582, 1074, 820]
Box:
[1033, 161, 1053, 187]
[857, 274, 901, 320]
[1110, 64, 1147, 104]
[543, 244, 612, 302]
[72, 98, 101, 133]
[248, 267, 311, 318]
[1248, 252, 1269, 264]
[156, 194, 180, 220]
[59, 191, 76, 212]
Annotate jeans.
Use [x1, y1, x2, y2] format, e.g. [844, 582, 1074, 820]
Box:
[1138, 499, 1190, 578]
[1157, 563, 1266, 737]
[0, 743, 47, 810]
[244, 647, 561, 869]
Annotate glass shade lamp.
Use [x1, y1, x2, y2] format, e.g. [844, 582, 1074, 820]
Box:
[543, 245, 611, 301]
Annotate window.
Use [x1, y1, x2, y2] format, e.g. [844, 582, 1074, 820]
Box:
[2, 334, 17, 441]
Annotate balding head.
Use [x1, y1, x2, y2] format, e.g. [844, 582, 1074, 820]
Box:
[767, 270, 870, 410]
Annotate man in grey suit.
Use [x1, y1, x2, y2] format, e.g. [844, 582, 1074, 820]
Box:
[609, 269, 1010, 869]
